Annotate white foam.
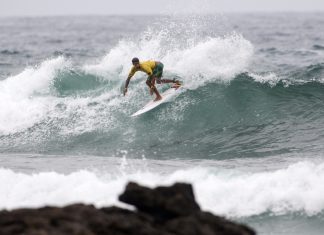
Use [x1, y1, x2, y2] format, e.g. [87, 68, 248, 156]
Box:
[195, 161, 324, 217]
[248, 72, 313, 87]
[2, 161, 324, 218]
[84, 29, 253, 90]
[0, 56, 125, 135]
[54, 90, 124, 135]
[164, 33, 253, 89]
[0, 57, 70, 134]
[249, 72, 286, 87]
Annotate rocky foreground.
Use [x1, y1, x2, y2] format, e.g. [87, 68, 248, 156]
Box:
[0, 182, 255, 235]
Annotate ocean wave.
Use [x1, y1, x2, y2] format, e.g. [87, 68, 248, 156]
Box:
[0, 16, 253, 137]
[301, 63, 324, 79]
[0, 57, 70, 135]
[312, 44, 324, 50]
[53, 70, 111, 97]
[2, 63, 324, 157]
[1, 161, 324, 217]
[2, 16, 324, 158]
[246, 62, 324, 87]
[0, 49, 20, 55]
[84, 26, 253, 90]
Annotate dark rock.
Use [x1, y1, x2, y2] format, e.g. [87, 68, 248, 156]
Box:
[119, 182, 200, 220]
[0, 182, 256, 235]
[164, 211, 255, 235]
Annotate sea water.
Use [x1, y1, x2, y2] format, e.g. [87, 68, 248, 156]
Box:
[1, 13, 324, 234]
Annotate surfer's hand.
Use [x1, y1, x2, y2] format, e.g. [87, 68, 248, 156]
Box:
[123, 88, 127, 96]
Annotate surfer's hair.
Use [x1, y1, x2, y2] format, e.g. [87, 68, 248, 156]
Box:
[132, 57, 139, 64]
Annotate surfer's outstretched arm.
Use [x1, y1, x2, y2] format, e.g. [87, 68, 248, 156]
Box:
[124, 60, 138, 96]
[123, 77, 131, 96]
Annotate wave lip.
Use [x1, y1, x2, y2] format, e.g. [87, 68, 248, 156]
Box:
[0, 57, 70, 134]
[165, 33, 253, 88]
[248, 72, 282, 87]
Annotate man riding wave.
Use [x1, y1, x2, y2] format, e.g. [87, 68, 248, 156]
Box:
[123, 57, 180, 101]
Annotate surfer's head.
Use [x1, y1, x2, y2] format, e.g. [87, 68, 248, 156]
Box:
[132, 57, 140, 68]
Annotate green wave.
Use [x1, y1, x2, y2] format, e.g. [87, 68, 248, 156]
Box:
[2, 69, 324, 159]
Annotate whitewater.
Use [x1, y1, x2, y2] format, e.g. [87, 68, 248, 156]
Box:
[1, 13, 324, 235]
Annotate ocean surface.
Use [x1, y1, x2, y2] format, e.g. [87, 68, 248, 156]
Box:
[1, 13, 324, 234]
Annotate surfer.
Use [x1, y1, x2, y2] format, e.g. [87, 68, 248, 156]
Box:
[123, 57, 180, 101]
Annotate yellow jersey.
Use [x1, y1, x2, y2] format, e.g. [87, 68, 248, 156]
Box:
[128, 60, 156, 78]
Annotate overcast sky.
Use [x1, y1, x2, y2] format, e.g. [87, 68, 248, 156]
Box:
[1, 0, 324, 17]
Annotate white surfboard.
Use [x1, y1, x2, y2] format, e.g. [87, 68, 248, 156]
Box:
[131, 86, 183, 117]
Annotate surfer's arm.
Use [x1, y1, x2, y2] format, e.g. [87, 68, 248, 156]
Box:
[124, 77, 131, 95]
[124, 67, 136, 96]
[128, 66, 136, 78]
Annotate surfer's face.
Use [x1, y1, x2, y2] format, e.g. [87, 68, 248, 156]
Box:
[133, 62, 140, 69]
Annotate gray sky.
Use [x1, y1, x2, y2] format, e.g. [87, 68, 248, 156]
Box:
[1, 0, 324, 16]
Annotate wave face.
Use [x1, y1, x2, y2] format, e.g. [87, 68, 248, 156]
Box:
[1, 61, 324, 159]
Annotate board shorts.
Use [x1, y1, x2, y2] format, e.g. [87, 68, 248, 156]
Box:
[147, 62, 163, 82]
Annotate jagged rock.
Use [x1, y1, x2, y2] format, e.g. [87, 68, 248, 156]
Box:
[0, 182, 256, 235]
[119, 182, 200, 220]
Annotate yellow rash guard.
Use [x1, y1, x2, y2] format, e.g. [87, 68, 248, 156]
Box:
[127, 60, 156, 79]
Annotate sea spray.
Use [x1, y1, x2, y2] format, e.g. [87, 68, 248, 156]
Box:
[84, 20, 253, 90]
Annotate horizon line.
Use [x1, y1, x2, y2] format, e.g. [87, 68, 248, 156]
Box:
[1, 10, 324, 18]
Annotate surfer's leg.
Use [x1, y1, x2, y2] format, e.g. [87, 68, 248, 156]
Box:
[146, 78, 154, 95]
[153, 87, 162, 101]
[153, 63, 180, 84]
[146, 79, 151, 88]
[153, 63, 165, 84]
[148, 77, 162, 101]
[160, 78, 182, 90]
